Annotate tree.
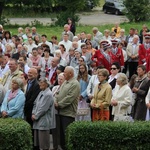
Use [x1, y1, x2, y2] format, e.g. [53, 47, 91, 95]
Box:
[124, 0, 150, 22]
[55, 0, 86, 26]
[0, 0, 5, 19]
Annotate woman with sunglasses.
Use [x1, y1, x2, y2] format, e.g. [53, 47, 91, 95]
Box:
[108, 62, 121, 90]
[108, 62, 121, 120]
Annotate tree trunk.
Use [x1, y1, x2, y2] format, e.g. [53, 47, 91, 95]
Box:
[0, 1, 5, 19]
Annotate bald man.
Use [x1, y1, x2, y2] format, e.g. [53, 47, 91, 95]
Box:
[61, 24, 74, 41]
[24, 68, 41, 127]
[55, 66, 80, 150]
[92, 27, 103, 47]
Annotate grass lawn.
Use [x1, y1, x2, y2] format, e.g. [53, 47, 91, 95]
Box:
[4, 21, 150, 41]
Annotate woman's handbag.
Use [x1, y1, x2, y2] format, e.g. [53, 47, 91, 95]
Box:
[113, 103, 133, 122]
[77, 100, 90, 116]
[113, 114, 132, 122]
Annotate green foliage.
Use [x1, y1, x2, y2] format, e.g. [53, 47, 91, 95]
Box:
[56, 0, 86, 12]
[124, 0, 150, 22]
[66, 121, 150, 150]
[55, 11, 80, 26]
[0, 118, 32, 150]
[54, 0, 85, 26]
[31, 19, 44, 27]
[0, 15, 9, 25]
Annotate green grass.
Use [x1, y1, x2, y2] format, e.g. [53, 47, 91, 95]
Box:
[4, 21, 150, 41]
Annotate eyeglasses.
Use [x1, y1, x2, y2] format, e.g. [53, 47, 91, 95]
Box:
[111, 68, 117, 70]
[79, 67, 85, 69]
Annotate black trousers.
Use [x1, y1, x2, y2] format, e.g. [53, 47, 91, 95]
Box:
[122, 61, 128, 74]
[59, 115, 75, 150]
[51, 114, 60, 149]
[128, 62, 138, 79]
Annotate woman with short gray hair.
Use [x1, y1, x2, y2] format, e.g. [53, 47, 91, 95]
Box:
[111, 73, 132, 120]
[1, 77, 25, 118]
[55, 49, 67, 67]
[32, 77, 55, 150]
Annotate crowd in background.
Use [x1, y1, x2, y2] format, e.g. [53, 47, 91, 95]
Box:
[0, 19, 150, 150]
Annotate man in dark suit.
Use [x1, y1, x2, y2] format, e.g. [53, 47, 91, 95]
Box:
[24, 68, 41, 127]
[12, 44, 23, 60]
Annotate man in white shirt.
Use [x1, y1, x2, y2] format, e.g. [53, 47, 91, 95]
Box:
[59, 33, 72, 53]
[18, 56, 30, 74]
[126, 35, 140, 79]
[0, 55, 10, 78]
[26, 37, 37, 54]
[38, 34, 52, 51]
[92, 27, 103, 47]
[31, 27, 41, 39]
[61, 24, 74, 42]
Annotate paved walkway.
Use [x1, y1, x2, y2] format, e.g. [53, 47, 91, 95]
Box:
[8, 7, 128, 25]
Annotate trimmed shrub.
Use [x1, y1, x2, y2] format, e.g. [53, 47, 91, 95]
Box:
[66, 121, 150, 150]
[0, 118, 32, 150]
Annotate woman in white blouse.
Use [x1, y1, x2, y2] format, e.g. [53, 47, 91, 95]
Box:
[111, 73, 132, 120]
[145, 87, 150, 120]
[51, 73, 65, 150]
[39, 48, 53, 78]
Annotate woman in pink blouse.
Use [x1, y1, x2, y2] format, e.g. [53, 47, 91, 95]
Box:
[29, 47, 41, 70]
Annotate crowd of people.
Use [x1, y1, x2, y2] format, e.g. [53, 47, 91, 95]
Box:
[0, 21, 150, 150]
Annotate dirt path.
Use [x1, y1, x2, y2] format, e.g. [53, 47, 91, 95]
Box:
[8, 7, 128, 25]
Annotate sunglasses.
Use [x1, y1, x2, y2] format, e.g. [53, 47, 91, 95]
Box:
[111, 68, 117, 70]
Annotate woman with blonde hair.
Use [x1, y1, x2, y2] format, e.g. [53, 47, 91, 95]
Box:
[1, 77, 25, 118]
[111, 73, 132, 121]
[55, 49, 67, 67]
[90, 68, 112, 121]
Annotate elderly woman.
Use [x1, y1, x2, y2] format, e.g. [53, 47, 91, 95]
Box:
[32, 77, 55, 150]
[55, 49, 67, 67]
[5, 43, 14, 56]
[132, 65, 150, 120]
[52, 73, 65, 150]
[111, 73, 132, 121]
[1, 77, 25, 118]
[108, 62, 121, 120]
[108, 62, 120, 91]
[90, 68, 112, 121]
[0, 83, 5, 117]
[145, 87, 150, 120]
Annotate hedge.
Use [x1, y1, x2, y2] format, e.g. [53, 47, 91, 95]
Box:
[0, 118, 32, 150]
[66, 121, 150, 150]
